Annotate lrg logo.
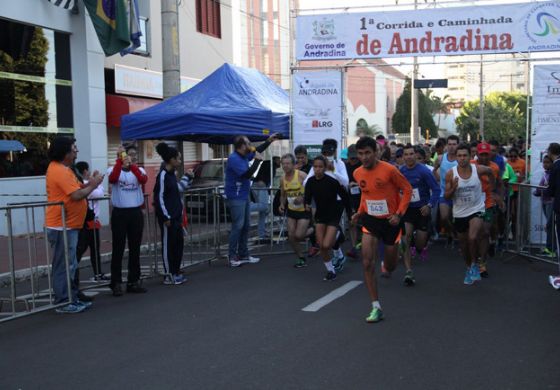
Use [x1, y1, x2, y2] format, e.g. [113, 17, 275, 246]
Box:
[312, 120, 333, 128]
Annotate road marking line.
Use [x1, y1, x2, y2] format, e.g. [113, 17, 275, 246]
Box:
[302, 281, 363, 312]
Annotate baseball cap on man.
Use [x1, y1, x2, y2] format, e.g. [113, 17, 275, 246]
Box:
[477, 142, 491, 154]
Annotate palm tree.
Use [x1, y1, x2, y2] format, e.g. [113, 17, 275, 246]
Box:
[426, 90, 452, 130]
[355, 118, 382, 137]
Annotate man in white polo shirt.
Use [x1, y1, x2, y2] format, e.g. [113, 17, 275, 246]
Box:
[107, 145, 148, 296]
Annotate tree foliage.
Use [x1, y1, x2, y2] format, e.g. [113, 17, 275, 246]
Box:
[392, 78, 438, 137]
[355, 118, 382, 137]
[455, 92, 527, 143]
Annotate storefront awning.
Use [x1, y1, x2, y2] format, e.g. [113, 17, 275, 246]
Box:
[106, 94, 160, 127]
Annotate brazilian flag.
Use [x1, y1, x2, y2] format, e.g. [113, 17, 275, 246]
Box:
[84, 0, 130, 56]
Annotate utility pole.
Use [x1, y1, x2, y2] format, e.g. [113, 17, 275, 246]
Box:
[162, 0, 183, 174]
[479, 54, 484, 140]
[410, 0, 419, 144]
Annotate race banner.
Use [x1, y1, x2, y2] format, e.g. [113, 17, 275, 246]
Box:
[292, 71, 343, 155]
[529, 65, 559, 245]
[296, 1, 560, 60]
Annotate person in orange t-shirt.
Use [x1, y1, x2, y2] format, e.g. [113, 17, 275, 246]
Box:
[472, 142, 500, 277]
[351, 136, 412, 323]
[45, 137, 104, 314]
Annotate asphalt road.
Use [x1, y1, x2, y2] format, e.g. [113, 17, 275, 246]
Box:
[1, 244, 559, 390]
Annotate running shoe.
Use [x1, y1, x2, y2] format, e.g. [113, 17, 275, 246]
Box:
[90, 274, 110, 282]
[419, 247, 428, 262]
[76, 300, 93, 310]
[463, 269, 474, 285]
[366, 307, 384, 323]
[308, 245, 320, 257]
[478, 261, 489, 278]
[323, 271, 337, 281]
[380, 261, 391, 278]
[333, 255, 347, 272]
[542, 248, 556, 257]
[239, 256, 260, 264]
[229, 257, 242, 267]
[548, 275, 560, 290]
[470, 264, 481, 282]
[55, 303, 86, 314]
[403, 270, 416, 286]
[294, 258, 307, 268]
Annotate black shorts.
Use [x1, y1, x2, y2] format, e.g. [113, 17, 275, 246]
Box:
[402, 207, 430, 232]
[453, 212, 484, 233]
[315, 203, 343, 227]
[287, 209, 311, 220]
[361, 214, 403, 245]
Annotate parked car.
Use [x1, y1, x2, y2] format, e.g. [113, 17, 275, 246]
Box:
[185, 159, 227, 221]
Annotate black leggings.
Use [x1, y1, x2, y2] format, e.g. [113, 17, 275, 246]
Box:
[110, 207, 143, 286]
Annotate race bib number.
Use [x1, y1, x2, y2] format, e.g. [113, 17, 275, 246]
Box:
[350, 186, 361, 195]
[287, 196, 296, 206]
[366, 199, 389, 216]
[411, 188, 420, 202]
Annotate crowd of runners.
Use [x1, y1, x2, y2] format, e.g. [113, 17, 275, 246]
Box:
[276, 134, 551, 323]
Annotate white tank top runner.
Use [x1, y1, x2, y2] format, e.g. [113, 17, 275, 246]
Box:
[452, 164, 486, 218]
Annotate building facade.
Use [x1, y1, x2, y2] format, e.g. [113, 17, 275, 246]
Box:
[0, 0, 236, 234]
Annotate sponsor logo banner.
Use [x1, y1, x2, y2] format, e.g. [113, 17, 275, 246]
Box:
[292, 71, 343, 152]
[296, 2, 560, 60]
[530, 65, 559, 245]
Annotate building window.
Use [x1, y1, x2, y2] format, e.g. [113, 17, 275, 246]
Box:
[133, 17, 150, 56]
[196, 0, 221, 38]
[0, 18, 73, 178]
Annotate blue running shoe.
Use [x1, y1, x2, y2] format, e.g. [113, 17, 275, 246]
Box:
[470, 264, 481, 282]
[334, 255, 347, 272]
[55, 303, 86, 314]
[76, 300, 93, 310]
[464, 269, 474, 285]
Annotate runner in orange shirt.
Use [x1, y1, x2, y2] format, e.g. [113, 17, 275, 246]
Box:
[351, 136, 412, 323]
[472, 142, 502, 277]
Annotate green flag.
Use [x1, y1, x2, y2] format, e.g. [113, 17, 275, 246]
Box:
[84, 0, 130, 56]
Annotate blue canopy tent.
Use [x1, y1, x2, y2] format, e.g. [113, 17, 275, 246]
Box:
[0, 140, 26, 153]
[120, 63, 290, 144]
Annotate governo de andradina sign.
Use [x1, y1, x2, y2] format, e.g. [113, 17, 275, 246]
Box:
[296, 1, 560, 60]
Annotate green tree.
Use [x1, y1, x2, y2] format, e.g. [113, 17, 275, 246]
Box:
[14, 27, 49, 127]
[455, 92, 527, 143]
[392, 79, 437, 138]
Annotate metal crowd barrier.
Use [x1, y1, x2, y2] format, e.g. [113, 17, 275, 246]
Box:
[0, 185, 296, 321]
[504, 182, 558, 265]
[0, 201, 73, 322]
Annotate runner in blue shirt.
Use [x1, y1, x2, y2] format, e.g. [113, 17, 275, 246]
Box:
[434, 135, 459, 246]
[400, 145, 441, 285]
